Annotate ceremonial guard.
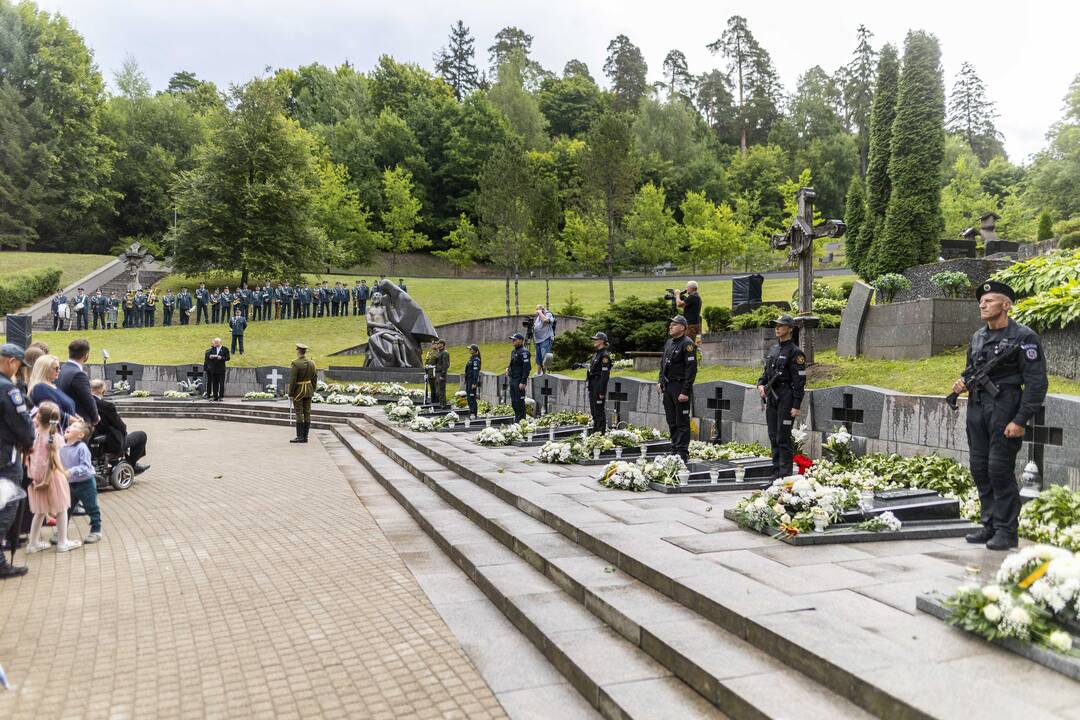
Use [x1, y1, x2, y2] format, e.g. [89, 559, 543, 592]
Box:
[280, 283, 293, 320]
[133, 288, 147, 328]
[756, 315, 806, 479]
[209, 287, 221, 323]
[658, 315, 697, 462]
[464, 344, 481, 418]
[161, 289, 175, 326]
[144, 289, 157, 327]
[91, 290, 107, 330]
[954, 281, 1048, 550]
[262, 285, 273, 319]
[427, 340, 450, 405]
[288, 343, 317, 443]
[357, 280, 369, 316]
[122, 290, 134, 328]
[239, 284, 251, 320]
[220, 287, 233, 324]
[299, 283, 311, 318]
[585, 332, 612, 434]
[229, 308, 248, 355]
[251, 285, 263, 321]
[273, 283, 283, 320]
[51, 290, 68, 331]
[106, 293, 119, 329]
[195, 283, 209, 324]
[73, 288, 88, 330]
[177, 287, 193, 325]
[507, 332, 531, 422]
[330, 282, 341, 317]
[292, 282, 303, 319]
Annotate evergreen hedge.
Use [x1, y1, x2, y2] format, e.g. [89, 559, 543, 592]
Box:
[0, 267, 62, 315]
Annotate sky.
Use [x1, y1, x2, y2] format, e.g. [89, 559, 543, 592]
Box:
[37, 0, 1080, 163]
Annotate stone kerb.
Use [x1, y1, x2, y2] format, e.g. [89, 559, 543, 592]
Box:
[894, 257, 1012, 303]
[836, 281, 874, 357]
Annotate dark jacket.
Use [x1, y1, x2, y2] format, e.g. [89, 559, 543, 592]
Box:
[28, 383, 77, 425]
[586, 348, 612, 399]
[0, 373, 34, 479]
[94, 395, 127, 455]
[464, 356, 481, 387]
[659, 335, 698, 389]
[757, 339, 807, 406]
[204, 346, 230, 375]
[57, 360, 99, 425]
[965, 318, 1048, 426]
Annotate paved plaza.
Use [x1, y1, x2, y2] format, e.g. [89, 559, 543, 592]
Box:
[0, 419, 506, 720]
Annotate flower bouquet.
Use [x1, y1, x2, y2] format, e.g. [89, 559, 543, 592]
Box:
[640, 455, 687, 487]
[1019, 486, 1080, 551]
[536, 440, 582, 464]
[352, 394, 378, 407]
[822, 425, 855, 466]
[732, 475, 859, 537]
[689, 440, 768, 461]
[163, 390, 191, 399]
[433, 411, 460, 430]
[243, 391, 276, 400]
[475, 427, 508, 446]
[325, 392, 355, 405]
[310, 392, 326, 404]
[113, 380, 131, 393]
[130, 389, 150, 398]
[854, 511, 902, 532]
[598, 461, 649, 491]
[581, 433, 615, 459]
[409, 416, 435, 432]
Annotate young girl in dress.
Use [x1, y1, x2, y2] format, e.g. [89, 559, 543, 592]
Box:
[25, 402, 81, 553]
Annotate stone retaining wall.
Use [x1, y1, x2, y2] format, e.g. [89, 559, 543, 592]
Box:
[699, 328, 838, 366]
[1042, 326, 1080, 380]
[894, 258, 1011, 303]
[858, 298, 981, 360]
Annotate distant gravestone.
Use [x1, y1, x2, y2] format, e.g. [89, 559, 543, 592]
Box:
[105, 362, 144, 389]
[837, 281, 874, 358]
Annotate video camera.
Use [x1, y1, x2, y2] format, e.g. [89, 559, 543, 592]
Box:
[663, 288, 684, 314]
[522, 318, 534, 340]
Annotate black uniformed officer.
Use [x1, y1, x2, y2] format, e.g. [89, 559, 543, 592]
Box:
[507, 332, 531, 421]
[0, 344, 33, 579]
[586, 332, 611, 433]
[658, 315, 697, 461]
[464, 344, 482, 417]
[757, 314, 807, 479]
[954, 280, 1048, 551]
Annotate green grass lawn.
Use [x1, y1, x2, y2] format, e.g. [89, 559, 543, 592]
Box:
[0, 251, 114, 286]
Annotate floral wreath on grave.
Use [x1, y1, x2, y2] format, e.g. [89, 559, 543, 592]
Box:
[1019, 485, 1080, 551]
[598, 460, 649, 491]
[638, 455, 687, 488]
[130, 389, 150, 398]
[243, 391, 276, 400]
[942, 544, 1079, 656]
[407, 411, 461, 432]
[162, 390, 192, 399]
[687, 440, 769, 461]
[536, 440, 583, 464]
[732, 475, 860, 537]
[385, 396, 417, 423]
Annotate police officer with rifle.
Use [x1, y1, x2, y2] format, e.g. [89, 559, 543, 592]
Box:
[757, 314, 807, 479]
[576, 332, 611, 434]
[951, 280, 1047, 551]
[658, 316, 697, 461]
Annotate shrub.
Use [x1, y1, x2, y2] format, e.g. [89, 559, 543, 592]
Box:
[931, 270, 972, 299]
[809, 297, 848, 315]
[1036, 210, 1054, 242]
[1012, 281, 1080, 331]
[1059, 232, 1080, 250]
[817, 313, 842, 329]
[0, 267, 62, 315]
[838, 280, 855, 299]
[730, 306, 782, 331]
[551, 329, 593, 370]
[991, 248, 1080, 298]
[702, 305, 732, 333]
[872, 273, 911, 303]
[558, 289, 584, 317]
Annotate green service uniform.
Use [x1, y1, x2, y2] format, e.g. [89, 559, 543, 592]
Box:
[289, 356, 318, 442]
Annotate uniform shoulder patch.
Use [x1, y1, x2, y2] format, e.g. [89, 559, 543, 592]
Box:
[6, 387, 21, 404]
[686, 344, 694, 353]
[1026, 347, 1039, 361]
[601, 356, 610, 365]
[794, 353, 806, 364]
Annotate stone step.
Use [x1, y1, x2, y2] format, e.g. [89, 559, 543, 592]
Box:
[343, 420, 872, 720]
[332, 425, 728, 720]
[361, 413, 963, 720]
[119, 408, 335, 431]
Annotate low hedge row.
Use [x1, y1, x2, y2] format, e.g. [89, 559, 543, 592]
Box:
[0, 267, 62, 315]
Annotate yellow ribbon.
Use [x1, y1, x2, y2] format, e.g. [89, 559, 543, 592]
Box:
[1019, 561, 1050, 589]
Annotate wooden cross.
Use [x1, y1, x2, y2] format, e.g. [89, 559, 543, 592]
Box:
[831, 393, 864, 427]
[707, 386, 730, 443]
[1024, 407, 1063, 476]
[607, 381, 630, 425]
[540, 378, 554, 416]
[771, 187, 845, 365]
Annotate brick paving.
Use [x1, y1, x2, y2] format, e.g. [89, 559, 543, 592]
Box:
[0, 418, 505, 720]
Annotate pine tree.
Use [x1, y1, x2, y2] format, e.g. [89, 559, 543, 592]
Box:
[842, 25, 877, 175]
[603, 35, 649, 113]
[434, 20, 480, 101]
[660, 50, 694, 103]
[878, 31, 946, 274]
[706, 15, 782, 155]
[1036, 210, 1054, 241]
[860, 44, 899, 279]
[843, 174, 867, 276]
[947, 61, 1004, 165]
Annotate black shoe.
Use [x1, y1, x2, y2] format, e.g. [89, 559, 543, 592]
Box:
[965, 526, 995, 544]
[986, 532, 1019, 551]
[0, 564, 28, 579]
[134, 463, 150, 475]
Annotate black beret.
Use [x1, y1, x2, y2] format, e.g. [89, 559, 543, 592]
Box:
[976, 280, 1015, 302]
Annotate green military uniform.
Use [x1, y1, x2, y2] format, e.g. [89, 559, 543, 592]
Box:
[288, 345, 318, 443]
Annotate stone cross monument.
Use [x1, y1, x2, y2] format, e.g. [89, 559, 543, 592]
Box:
[118, 241, 155, 292]
[771, 187, 845, 364]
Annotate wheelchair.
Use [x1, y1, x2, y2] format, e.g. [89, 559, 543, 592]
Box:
[89, 435, 136, 491]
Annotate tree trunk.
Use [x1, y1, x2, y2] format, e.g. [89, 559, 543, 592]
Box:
[545, 275, 550, 307]
[241, 267, 249, 287]
[504, 270, 511, 317]
[606, 205, 616, 305]
[513, 270, 520, 316]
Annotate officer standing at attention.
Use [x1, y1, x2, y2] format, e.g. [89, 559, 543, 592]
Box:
[229, 308, 248, 355]
[658, 315, 697, 461]
[433, 339, 451, 405]
[1, 344, 33, 579]
[178, 287, 193, 325]
[507, 332, 531, 422]
[91, 289, 107, 330]
[161, 289, 175, 326]
[292, 282, 303, 320]
[464, 344, 481, 418]
[195, 282, 209, 324]
[953, 281, 1048, 551]
[73, 288, 89, 330]
[585, 332, 612, 434]
[756, 315, 807, 479]
[288, 343, 317, 443]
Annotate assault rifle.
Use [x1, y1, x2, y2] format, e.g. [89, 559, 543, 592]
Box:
[946, 340, 1018, 411]
[760, 373, 781, 407]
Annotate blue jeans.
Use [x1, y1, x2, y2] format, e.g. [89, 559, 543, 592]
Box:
[535, 339, 553, 371]
[68, 480, 101, 533]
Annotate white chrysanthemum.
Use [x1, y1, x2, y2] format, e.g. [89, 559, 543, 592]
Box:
[1007, 607, 1032, 626]
[982, 585, 1002, 602]
[1049, 630, 1073, 653]
[982, 604, 1002, 623]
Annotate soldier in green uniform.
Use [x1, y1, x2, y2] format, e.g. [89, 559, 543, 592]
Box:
[288, 343, 317, 444]
[433, 340, 451, 405]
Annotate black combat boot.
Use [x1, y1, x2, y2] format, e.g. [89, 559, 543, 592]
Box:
[300, 421, 310, 443]
[986, 531, 1019, 551]
[290, 422, 305, 443]
[965, 526, 995, 544]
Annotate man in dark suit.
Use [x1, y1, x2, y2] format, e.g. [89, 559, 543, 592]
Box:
[57, 339, 99, 426]
[90, 379, 149, 473]
[203, 338, 230, 401]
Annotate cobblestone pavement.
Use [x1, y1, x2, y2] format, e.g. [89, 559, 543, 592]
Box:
[0, 418, 506, 720]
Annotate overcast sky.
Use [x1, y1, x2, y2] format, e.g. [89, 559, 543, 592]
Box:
[37, 0, 1079, 163]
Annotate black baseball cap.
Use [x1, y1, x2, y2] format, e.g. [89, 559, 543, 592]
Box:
[771, 314, 797, 327]
[509, 332, 525, 341]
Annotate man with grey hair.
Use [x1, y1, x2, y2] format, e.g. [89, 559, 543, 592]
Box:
[203, 337, 230, 401]
[676, 281, 702, 340]
[952, 280, 1047, 551]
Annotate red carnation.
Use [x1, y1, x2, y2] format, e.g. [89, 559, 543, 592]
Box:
[793, 454, 814, 473]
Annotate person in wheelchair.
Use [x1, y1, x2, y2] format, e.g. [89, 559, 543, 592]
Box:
[90, 380, 148, 487]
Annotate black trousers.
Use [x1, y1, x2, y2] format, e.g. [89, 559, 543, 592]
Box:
[180, 309, 190, 325]
[966, 387, 1024, 535]
[123, 431, 147, 465]
[662, 381, 692, 461]
[281, 301, 291, 319]
[293, 301, 302, 318]
[76, 309, 88, 330]
[196, 304, 208, 324]
[466, 387, 478, 416]
[509, 381, 527, 421]
[1, 492, 22, 568]
[208, 372, 226, 400]
[231, 334, 244, 354]
[590, 395, 607, 434]
[93, 310, 105, 329]
[163, 308, 173, 326]
[765, 387, 795, 478]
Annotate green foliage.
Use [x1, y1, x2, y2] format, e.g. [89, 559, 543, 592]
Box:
[1037, 210, 1054, 242]
[583, 111, 639, 302]
[0, 266, 61, 314]
[603, 34, 648, 113]
[877, 31, 946, 275]
[488, 49, 549, 150]
[1012, 281, 1080, 331]
[872, 272, 911, 303]
[553, 295, 672, 367]
[1018, 485, 1080, 549]
[557, 289, 584, 316]
[702, 305, 732, 333]
[940, 153, 999, 238]
[1060, 232, 1080, 250]
[550, 329, 594, 369]
[706, 16, 782, 151]
[991, 249, 1080, 297]
[838, 280, 855, 299]
[625, 182, 678, 268]
[434, 214, 481, 274]
[730, 305, 782, 330]
[433, 20, 480, 101]
[680, 191, 741, 272]
[379, 165, 429, 274]
[930, 270, 971, 299]
[860, 44, 900, 279]
[843, 174, 867, 276]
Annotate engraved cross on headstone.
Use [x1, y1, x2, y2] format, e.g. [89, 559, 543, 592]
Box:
[607, 381, 630, 425]
[1024, 406, 1063, 476]
[707, 386, 730, 443]
[115, 364, 135, 383]
[540, 377, 554, 416]
[831, 393, 864, 427]
[186, 365, 204, 383]
[771, 187, 845, 365]
[266, 368, 283, 394]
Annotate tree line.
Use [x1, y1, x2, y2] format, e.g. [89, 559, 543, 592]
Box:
[2, 1, 1079, 307]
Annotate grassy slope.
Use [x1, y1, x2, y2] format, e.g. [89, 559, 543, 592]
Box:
[1, 251, 114, 286]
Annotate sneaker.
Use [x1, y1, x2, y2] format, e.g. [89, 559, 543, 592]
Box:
[85, 532, 102, 544]
[56, 539, 82, 553]
[25, 540, 51, 554]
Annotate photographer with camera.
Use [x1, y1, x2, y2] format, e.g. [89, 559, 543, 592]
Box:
[676, 281, 702, 341]
[530, 305, 556, 375]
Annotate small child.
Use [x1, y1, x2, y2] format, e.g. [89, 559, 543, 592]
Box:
[26, 402, 80, 553]
[60, 419, 101, 544]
